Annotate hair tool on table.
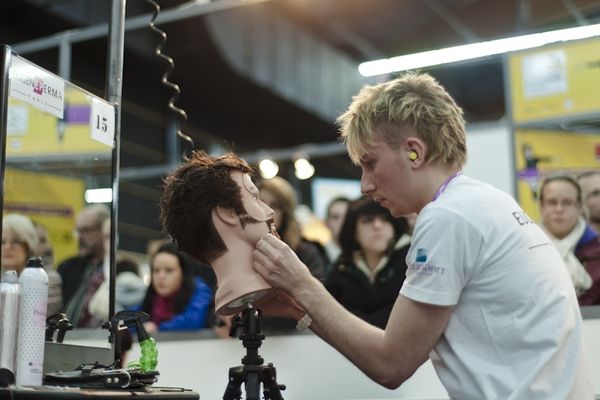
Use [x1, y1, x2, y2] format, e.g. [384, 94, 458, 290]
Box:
[45, 313, 73, 343]
[44, 311, 159, 389]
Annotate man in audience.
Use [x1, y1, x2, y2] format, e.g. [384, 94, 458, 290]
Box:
[323, 196, 350, 265]
[578, 170, 600, 233]
[58, 204, 110, 327]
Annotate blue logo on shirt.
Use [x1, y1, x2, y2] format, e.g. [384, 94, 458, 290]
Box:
[416, 248, 427, 262]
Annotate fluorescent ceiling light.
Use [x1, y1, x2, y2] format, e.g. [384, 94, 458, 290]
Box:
[85, 188, 113, 203]
[359, 23, 600, 77]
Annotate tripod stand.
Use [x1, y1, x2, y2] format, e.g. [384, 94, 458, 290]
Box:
[223, 306, 286, 400]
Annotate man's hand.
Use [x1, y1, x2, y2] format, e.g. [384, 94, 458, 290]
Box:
[253, 233, 313, 296]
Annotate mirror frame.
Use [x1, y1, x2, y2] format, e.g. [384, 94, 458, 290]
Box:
[0, 44, 117, 369]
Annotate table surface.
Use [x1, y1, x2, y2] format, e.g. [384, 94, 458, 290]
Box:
[0, 386, 199, 399]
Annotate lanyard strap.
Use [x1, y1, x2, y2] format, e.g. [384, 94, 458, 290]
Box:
[432, 171, 462, 201]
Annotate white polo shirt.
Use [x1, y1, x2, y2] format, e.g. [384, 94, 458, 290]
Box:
[400, 175, 593, 400]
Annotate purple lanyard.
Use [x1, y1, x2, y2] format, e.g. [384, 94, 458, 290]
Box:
[432, 171, 462, 202]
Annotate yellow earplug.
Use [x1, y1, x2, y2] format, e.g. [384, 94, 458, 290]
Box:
[409, 151, 418, 161]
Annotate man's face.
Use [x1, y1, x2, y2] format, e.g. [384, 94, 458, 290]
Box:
[359, 135, 413, 217]
[230, 171, 276, 243]
[326, 200, 348, 243]
[579, 174, 600, 224]
[540, 180, 581, 239]
[76, 210, 104, 258]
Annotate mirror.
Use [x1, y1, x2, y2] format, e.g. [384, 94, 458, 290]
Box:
[0, 47, 115, 352]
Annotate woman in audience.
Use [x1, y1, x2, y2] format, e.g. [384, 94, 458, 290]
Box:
[325, 196, 409, 329]
[139, 242, 212, 333]
[2, 214, 63, 315]
[2, 213, 38, 275]
[538, 174, 600, 305]
[259, 176, 327, 280]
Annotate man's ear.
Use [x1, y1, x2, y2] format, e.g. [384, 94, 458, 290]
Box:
[405, 137, 426, 167]
[213, 206, 239, 226]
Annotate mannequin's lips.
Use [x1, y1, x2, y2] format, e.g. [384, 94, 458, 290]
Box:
[267, 219, 280, 239]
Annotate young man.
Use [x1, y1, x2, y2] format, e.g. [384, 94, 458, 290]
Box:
[252, 73, 593, 399]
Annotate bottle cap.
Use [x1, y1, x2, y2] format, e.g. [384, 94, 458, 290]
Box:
[2, 270, 18, 283]
[25, 257, 44, 268]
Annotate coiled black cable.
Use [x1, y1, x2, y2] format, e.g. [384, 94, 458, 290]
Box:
[146, 0, 194, 160]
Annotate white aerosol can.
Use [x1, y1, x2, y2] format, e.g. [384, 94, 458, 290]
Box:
[16, 257, 48, 387]
[0, 270, 21, 380]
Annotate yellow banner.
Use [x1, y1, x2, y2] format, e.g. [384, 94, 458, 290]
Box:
[508, 38, 600, 124]
[3, 168, 84, 266]
[515, 129, 600, 220]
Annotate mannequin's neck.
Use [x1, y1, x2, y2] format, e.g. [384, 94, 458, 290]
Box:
[211, 235, 255, 277]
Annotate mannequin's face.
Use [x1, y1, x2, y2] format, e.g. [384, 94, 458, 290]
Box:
[231, 171, 276, 243]
[259, 189, 283, 230]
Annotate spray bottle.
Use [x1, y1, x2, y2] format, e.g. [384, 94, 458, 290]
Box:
[0, 270, 21, 386]
[16, 257, 48, 387]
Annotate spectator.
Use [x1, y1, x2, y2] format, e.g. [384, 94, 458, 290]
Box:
[89, 259, 146, 320]
[323, 196, 350, 266]
[578, 170, 600, 233]
[2, 215, 63, 317]
[58, 204, 110, 327]
[87, 218, 146, 321]
[138, 243, 212, 333]
[539, 174, 600, 305]
[326, 196, 409, 328]
[146, 237, 219, 328]
[32, 221, 63, 316]
[2, 213, 38, 275]
[259, 176, 326, 280]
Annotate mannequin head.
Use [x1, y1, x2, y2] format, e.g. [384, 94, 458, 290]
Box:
[160, 151, 278, 315]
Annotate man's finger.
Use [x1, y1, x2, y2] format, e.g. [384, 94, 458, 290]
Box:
[253, 249, 271, 268]
[263, 233, 284, 247]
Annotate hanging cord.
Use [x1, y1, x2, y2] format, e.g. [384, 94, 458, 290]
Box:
[146, 0, 194, 161]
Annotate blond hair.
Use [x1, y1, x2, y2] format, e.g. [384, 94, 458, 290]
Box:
[338, 72, 467, 168]
[3, 213, 38, 257]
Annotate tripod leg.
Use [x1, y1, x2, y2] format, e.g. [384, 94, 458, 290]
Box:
[261, 364, 285, 400]
[223, 367, 243, 400]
